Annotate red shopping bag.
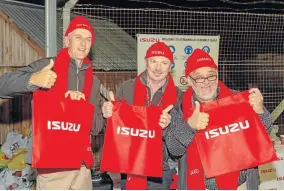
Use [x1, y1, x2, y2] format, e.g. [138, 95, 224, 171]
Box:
[194, 91, 277, 178]
[32, 90, 94, 168]
[100, 101, 163, 177]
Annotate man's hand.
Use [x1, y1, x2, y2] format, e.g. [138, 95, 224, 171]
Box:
[65, 91, 85, 101]
[29, 59, 57, 89]
[187, 101, 209, 130]
[102, 91, 115, 118]
[249, 88, 264, 114]
[159, 105, 173, 129]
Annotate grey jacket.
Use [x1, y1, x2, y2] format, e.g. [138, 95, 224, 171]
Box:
[115, 71, 183, 172]
[0, 57, 105, 135]
[165, 89, 273, 190]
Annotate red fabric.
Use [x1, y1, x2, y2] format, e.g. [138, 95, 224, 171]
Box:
[64, 16, 95, 45]
[185, 49, 218, 77]
[195, 91, 277, 177]
[124, 73, 177, 189]
[51, 48, 93, 100]
[145, 42, 174, 63]
[182, 81, 277, 189]
[182, 81, 239, 190]
[32, 48, 94, 169]
[100, 101, 163, 177]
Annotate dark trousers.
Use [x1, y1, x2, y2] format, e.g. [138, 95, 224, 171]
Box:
[120, 168, 177, 190]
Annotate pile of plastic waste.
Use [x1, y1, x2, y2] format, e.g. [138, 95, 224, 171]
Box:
[0, 129, 36, 190]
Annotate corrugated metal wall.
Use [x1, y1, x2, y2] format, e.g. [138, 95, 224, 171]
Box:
[95, 72, 137, 93]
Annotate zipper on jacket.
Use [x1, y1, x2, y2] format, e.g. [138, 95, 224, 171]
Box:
[76, 64, 79, 91]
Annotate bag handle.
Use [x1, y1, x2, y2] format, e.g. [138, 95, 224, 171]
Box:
[201, 91, 248, 112]
[231, 91, 250, 104]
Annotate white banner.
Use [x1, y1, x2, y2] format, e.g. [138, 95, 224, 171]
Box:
[137, 34, 220, 91]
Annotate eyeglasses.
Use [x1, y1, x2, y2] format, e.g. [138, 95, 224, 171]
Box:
[189, 75, 217, 83]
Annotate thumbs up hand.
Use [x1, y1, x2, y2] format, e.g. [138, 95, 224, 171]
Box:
[187, 101, 209, 130]
[102, 91, 115, 118]
[29, 59, 57, 89]
[159, 105, 173, 129]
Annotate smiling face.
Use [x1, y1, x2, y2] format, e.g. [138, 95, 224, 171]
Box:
[64, 28, 92, 63]
[146, 56, 171, 83]
[187, 67, 219, 101]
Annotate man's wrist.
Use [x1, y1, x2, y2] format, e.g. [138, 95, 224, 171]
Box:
[26, 73, 39, 91]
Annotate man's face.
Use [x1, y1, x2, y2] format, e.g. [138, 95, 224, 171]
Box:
[146, 56, 171, 83]
[64, 28, 92, 62]
[187, 67, 218, 101]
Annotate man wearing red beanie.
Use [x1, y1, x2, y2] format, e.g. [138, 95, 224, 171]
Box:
[0, 16, 104, 189]
[165, 49, 273, 190]
[102, 41, 182, 189]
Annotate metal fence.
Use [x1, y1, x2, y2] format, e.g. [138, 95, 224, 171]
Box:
[71, 4, 284, 169]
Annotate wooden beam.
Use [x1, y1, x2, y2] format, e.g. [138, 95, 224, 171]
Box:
[0, 10, 45, 57]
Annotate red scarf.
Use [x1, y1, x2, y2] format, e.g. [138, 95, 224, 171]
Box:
[37, 48, 93, 174]
[182, 81, 240, 190]
[51, 48, 93, 101]
[125, 72, 177, 190]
